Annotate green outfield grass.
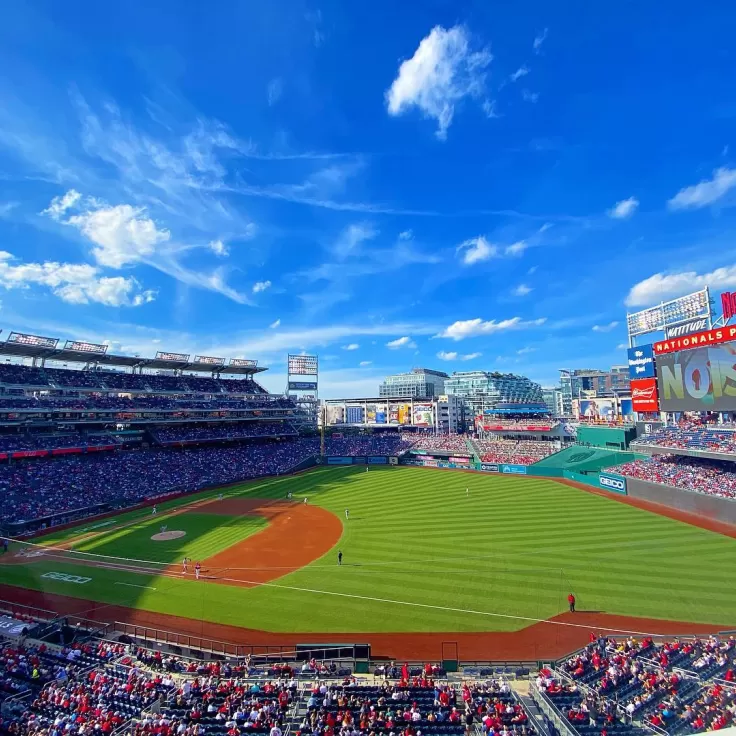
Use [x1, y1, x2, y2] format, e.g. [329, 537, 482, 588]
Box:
[2, 466, 736, 633]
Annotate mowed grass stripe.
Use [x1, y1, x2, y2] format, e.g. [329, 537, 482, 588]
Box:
[5, 466, 736, 633]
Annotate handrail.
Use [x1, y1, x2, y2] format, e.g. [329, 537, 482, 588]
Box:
[529, 683, 578, 736]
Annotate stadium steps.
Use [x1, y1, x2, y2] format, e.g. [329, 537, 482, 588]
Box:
[466, 438, 482, 462]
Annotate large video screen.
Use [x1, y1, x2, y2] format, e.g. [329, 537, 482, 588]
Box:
[656, 342, 736, 411]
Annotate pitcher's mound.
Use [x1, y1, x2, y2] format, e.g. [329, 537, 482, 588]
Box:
[151, 530, 186, 541]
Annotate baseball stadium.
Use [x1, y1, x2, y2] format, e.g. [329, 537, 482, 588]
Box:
[0, 287, 735, 735]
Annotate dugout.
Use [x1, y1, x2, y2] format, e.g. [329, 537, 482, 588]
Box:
[576, 425, 636, 450]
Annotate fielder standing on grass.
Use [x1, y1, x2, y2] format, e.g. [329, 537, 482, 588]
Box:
[345, 508, 349, 520]
[338, 550, 343, 566]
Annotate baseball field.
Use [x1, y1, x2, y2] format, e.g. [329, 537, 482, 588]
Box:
[1, 465, 735, 658]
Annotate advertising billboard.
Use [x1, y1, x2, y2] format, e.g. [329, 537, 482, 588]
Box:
[194, 355, 225, 365]
[656, 343, 736, 412]
[664, 319, 709, 340]
[325, 406, 344, 425]
[620, 398, 634, 416]
[627, 345, 655, 379]
[288, 382, 318, 391]
[375, 409, 387, 424]
[397, 404, 410, 424]
[631, 378, 660, 412]
[365, 404, 376, 423]
[578, 399, 615, 420]
[599, 473, 627, 494]
[230, 358, 258, 367]
[654, 326, 736, 356]
[722, 291, 736, 320]
[412, 403, 433, 427]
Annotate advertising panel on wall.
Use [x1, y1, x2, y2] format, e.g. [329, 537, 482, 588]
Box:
[620, 398, 634, 416]
[656, 343, 736, 412]
[375, 408, 387, 424]
[288, 382, 318, 391]
[599, 473, 627, 494]
[389, 456, 398, 465]
[631, 378, 660, 412]
[365, 404, 376, 423]
[449, 456, 471, 464]
[412, 404, 433, 426]
[664, 319, 709, 339]
[501, 464, 527, 475]
[627, 345, 656, 379]
[478, 463, 499, 472]
[578, 399, 615, 419]
[325, 406, 344, 425]
[368, 457, 388, 464]
[397, 404, 410, 424]
[327, 456, 353, 465]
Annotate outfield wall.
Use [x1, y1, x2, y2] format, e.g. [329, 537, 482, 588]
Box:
[625, 478, 736, 525]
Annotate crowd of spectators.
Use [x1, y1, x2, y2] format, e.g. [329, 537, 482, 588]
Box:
[156, 423, 298, 444]
[0, 433, 118, 454]
[607, 455, 736, 500]
[474, 440, 556, 465]
[0, 434, 422, 526]
[633, 425, 736, 455]
[412, 436, 471, 455]
[0, 363, 267, 395]
[0, 394, 297, 415]
[537, 634, 736, 735]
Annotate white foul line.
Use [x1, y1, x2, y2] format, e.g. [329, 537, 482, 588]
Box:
[115, 582, 157, 591]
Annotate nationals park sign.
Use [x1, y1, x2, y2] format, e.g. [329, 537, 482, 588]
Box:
[654, 326, 736, 355]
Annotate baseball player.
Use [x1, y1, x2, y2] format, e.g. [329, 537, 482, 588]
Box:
[195, 562, 201, 580]
[182, 557, 189, 574]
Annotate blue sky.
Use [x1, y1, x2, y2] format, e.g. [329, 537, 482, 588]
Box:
[1, 1, 736, 398]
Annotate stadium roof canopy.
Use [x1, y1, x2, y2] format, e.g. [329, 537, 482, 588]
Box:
[0, 332, 265, 375]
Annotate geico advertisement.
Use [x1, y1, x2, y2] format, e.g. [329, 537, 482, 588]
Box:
[657, 343, 736, 411]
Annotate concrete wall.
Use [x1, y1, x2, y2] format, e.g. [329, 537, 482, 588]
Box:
[625, 478, 736, 525]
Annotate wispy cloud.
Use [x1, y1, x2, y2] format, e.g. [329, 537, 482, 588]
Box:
[386, 25, 492, 140]
[512, 283, 533, 296]
[436, 350, 482, 361]
[510, 66, 529, 82]
[521, 89, 539, 103]
[386, 335, 417, 349]
[608, 196, 639, 219]
[267, 78, 283, 106]
[342, 343, 360, 350]
[668, 167, 736, 210]
[438, 316, 547, 340]
[252, 280, 272, 294]
[269, 319, 281, 329]
[626, 265, 736, 306]
[517, 346, 536, 355]
[209, 239, 228, 256]
[457, 236, 497, 264]
[359, 360, 372, 366]
[533, 28, 549, 52]
[0, 202, 18, 218]
[592, 321, 619, 332]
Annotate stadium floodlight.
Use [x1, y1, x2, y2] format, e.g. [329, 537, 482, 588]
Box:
[7, 331, 59, 348]
[626, 288, 710, 339]
[64, 340, 108, 354]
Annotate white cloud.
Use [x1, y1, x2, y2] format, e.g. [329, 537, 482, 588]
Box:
[505, 240, 528, 256]
[521, 89, 539, 103]
[209, 239, 228, 256]
[0, 251, 155, 307]
[58, 197, 171, 269]
[252, 280, 272, 293]
[608, 196, 639, 219]
[438, 316, 547, 340]
[41, 189, 82, 221]
[398, 229, 413, 240]
[0, 202, 17, 218]
[617, 343, 628, 350]
[482, 99, 500, 119]
[626, 265, 736, 306]
[510, 66, 529, 82]
[592, 321, 620, 332]
[668, 167, 736, 210]
[457, 235, 497, 265]
[512, 283, 533, 297]
[342, 343, 360, 350]
[517, 346, 536, 355]
[385, 25, 492, 140]
[359, 360, 372, 366]
[533, 28, 548, 52]
[386, 336, 417, 349]
[333, 222, 378, 259]
[269, 319, 281, 329]
[267, 78, 283, 106]
[437, 350, 481, 361]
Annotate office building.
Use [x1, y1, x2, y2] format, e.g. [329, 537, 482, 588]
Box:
[559, 366, 631, 415]
[378, 368, 448, 399]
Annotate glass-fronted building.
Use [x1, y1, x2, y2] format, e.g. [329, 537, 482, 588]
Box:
[378, 368, 448, 399]
[559, 366, 631, 415]
[444, 370, 544, 422]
